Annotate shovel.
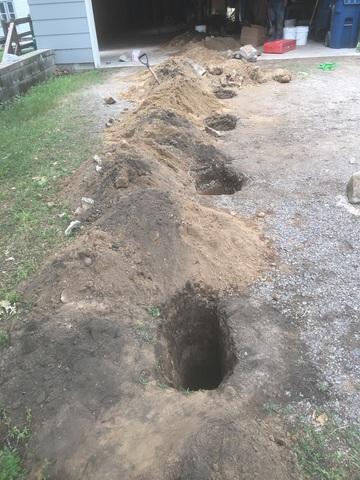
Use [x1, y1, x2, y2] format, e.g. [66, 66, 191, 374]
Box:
[138, 53, 160, 85]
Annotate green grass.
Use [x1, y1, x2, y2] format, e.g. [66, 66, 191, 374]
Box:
[0, 50, 3, 62]
[0, 70, 104, 301]
[0, 448, 23, 480]
[294, 416, 360, 480]
[0, 408, 32, 480]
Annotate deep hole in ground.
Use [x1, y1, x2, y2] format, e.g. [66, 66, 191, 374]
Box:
[205, 114, 238, 131]
[157, 286, 237, 391]
[214, 88, 237, 100]
[193, 162, 245, 195]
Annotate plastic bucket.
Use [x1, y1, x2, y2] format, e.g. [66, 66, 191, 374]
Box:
[296, 26, 309, 46]
[283, 27, 297, 40]
[195, 25, 206, 33]
[284, 19, 296, 27]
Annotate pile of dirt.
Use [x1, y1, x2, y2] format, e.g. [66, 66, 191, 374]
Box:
[0, 46, 297, 480]
[203, 35, 241, 51]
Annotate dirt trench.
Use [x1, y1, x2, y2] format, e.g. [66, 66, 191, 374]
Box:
[0, 48, 307, 479]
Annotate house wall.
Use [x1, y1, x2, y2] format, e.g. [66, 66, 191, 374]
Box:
[28, 0, 98, 65]
[14, 0, 30, 18]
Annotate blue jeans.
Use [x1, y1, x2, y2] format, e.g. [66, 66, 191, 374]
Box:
[269, 1, 285, 40]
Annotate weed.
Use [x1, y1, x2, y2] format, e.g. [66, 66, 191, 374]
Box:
[156, 381, 168, 390]
[147, 306, 161, 319]
[133, 322, 154, 344]
[0, 447, 23, 480]
[294, 416, 360, 480]
[263, 401, 282, 415]
[0, 408, 32, 479]
[0, 331, 9, 348]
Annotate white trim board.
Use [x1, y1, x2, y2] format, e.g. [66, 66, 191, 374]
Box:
[84, 0, 100, 68]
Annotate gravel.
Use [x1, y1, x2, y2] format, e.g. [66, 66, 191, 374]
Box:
[216, 57, 360, 423]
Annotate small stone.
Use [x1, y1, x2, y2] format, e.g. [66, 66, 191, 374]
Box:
[95, 165, 103, 173]
[74, 207, 83, 216]
[60, 291, 70, 304]
[105, 118, 114, 128]
[65, 220, 81, 236]
[272, 68, 292, 84]
[257, 212, 266, 218]
[208, 65, 223, 75]
[347, 172, 360, 204]
[83, 256, 92, 266]
[47, 202, 55, 208]
[115, 172, 129, 189]
[188, 61, 206, 77]
[104, 96, 116, 105]
[81, 197, 95, 210]
[93, 154, 102, 165]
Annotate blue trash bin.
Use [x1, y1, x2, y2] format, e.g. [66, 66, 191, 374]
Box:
[329, 0, 360, 48]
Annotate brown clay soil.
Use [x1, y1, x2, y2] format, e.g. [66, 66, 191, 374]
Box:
[0, 45, 304, 479]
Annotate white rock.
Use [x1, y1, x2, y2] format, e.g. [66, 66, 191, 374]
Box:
[347, 172, 360, 204]
[93, 155, 102, 165]
[65, 220, 81, 236]
[95, 165, 103, 173]
[81, 197, 95, 210]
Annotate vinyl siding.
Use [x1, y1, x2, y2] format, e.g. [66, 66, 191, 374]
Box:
[28, 0, 94, 65]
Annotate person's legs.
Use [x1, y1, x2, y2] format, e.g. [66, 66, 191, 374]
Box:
[274, 1, 285, 39]
[268, 5, 277, 39]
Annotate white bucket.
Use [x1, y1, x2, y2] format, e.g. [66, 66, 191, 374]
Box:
[195, 24, 206, 33]
[285, 19, 296, 28]
[283, 26, 297, 40]
[296, 26, 309, 46]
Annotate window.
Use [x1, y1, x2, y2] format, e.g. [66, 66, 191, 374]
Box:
[0, 1, 15, 22]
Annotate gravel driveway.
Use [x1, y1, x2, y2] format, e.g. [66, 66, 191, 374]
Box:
[217, 57, 360, 423]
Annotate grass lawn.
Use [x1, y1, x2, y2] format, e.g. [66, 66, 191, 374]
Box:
[0, 71, 104, 300]
[0, 70, 104, 479]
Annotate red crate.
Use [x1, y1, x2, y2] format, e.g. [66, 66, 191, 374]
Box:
[263, 39, 296, 54]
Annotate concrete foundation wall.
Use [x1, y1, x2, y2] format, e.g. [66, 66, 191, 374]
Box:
[0, 49, 55, 102]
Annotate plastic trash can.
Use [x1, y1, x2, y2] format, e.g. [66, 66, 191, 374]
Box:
[329, 0, 360, 48]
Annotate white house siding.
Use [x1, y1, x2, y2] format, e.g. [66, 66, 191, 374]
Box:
[28, 0, 96, 65]
[14, 0, 30, 18]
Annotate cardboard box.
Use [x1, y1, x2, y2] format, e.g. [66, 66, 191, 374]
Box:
[240, 25, 266, 47]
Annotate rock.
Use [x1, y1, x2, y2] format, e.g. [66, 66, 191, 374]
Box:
[272, 68, 292, 84]
[93, 154, 102, 165]
[233, 45, 259, 62]
[205, 125, 224, 138]
[347, 172, 360, 204]
[74, 207, 83, 216]
[208, 65, 223, 76]
[257, 212, 265, 218]
[105, 119, 114, 128]
[118, 54, 129, 62]
[115, 171, 130, 189]
[81, 197, 95, 210]
[65, 220, 81, 236]
[60, 290, 70, 304]
[83, 256, 93, 266]
[104, 96, 116, 105]
[187, 60, 206, 77]
[95, 165, 103, 173]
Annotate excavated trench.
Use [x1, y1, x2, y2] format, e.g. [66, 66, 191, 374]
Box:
[157, 288, 237, 391]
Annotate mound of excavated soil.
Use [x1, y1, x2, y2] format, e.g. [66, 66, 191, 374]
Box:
[0, 45, 297, 480]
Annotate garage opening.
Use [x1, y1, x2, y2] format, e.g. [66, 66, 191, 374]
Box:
[89, 1, 360, 66]
[90, 0, 242, 66]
